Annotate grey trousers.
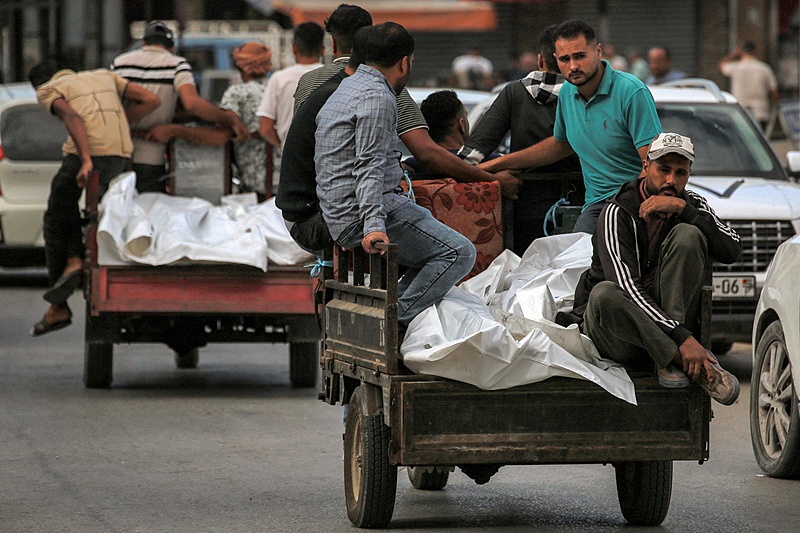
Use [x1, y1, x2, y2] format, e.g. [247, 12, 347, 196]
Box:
[582, 224, 707, 370]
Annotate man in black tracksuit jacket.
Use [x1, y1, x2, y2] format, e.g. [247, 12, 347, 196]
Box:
[560, 132, 742, 405]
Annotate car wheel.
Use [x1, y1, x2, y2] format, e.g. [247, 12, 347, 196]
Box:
[750, 321, 800, 478]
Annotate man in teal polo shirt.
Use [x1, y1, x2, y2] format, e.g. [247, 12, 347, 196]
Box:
[480, 19, 662, 234]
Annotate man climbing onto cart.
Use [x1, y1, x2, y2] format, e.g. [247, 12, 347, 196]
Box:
[314, 23, 475, 336]
[558, 132, 742, 404]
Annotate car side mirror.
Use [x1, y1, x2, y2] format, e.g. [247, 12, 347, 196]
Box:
[787, 151, 800, 178]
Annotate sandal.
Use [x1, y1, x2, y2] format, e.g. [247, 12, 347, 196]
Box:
[31, 316, 73, 337]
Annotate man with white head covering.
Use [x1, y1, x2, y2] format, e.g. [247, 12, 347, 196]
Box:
[219, 42, 274, 198]
[561, 133, 742, 405]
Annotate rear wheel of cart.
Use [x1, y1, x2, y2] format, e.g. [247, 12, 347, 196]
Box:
[84, 342, 113, 389]
[289, 341, 318, 388]
[614, 460, 672, 526]
[407, 466, 449, 490]
[344, 385, 397, 528]
[174, 348, 199, 369]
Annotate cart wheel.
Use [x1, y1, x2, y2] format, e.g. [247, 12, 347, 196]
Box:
[84, 342, 113, 389]
[289, 341, 318, 388]
[408, 466, 449, 490]
[174, 347, 199, 369]
[344, 386, 397, 528]
[614, 460, 672, 526]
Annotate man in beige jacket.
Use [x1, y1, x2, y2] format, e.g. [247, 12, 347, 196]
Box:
[28, 61, 160, 336]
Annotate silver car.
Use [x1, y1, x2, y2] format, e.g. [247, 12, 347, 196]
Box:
[751, 235, 800, 478]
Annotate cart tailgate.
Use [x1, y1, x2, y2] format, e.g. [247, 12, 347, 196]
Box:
[88, 264, 315, 315]
[390, 374, 710, 466]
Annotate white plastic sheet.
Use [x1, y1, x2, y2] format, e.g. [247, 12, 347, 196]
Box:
[400, 233, 637, 404]
[97, 172, 314, 270]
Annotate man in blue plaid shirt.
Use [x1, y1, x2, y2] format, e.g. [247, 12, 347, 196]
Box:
[315, 23, 475, 337]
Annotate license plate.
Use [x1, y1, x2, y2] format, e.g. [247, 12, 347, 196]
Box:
[712, 275, 755, 299]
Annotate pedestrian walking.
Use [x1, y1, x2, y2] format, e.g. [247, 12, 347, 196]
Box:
[719, 41, 779, 130]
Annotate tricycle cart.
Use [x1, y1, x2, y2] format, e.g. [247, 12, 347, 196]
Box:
[81, 148, 320, 389]
[320, 175, 712, 528]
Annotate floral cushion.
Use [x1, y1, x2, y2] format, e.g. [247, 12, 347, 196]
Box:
[401, 179, 503, 280]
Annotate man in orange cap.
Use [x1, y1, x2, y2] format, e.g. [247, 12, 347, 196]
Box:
[219, 41, 274, 199]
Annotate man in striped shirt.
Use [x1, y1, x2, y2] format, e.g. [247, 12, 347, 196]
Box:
[563, 133, 741, 405]
[111, 21, 248, 193]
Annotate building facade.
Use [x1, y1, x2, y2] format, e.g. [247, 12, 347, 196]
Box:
[0, 0, 796, 97]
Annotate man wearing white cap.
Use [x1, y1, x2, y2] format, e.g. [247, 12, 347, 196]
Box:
[558, 132, 742, 405]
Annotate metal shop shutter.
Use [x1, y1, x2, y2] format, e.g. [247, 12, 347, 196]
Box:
[567, 0, 698, 78]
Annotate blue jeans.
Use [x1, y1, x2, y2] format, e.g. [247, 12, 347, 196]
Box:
[338, 201, 476, 329]
[573, 200, 607, 234]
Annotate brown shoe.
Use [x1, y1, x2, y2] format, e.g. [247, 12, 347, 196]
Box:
[657, 364, 690, 388]
[695, 353, 740, 405]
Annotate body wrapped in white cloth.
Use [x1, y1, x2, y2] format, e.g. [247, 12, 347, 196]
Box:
[97, 172, 313, 270]
[400, 233, 637, 404]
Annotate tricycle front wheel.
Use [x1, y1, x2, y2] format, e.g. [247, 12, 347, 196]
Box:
[344, 385, 397, 528]
[614, 460, 672, 526]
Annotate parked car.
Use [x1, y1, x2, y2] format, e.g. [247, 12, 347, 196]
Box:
[0, 82, 36, 102]
[0, 98, 67, 267]
[405, 86, 492, 114]
[467, 78, 800, 353]
[750, 234, 800, 478]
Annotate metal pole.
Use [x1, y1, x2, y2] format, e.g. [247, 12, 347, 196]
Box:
[728, 0, 738, 52]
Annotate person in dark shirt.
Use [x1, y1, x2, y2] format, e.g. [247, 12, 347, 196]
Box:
[459, 25, 583, 254]
[565, 133, 741, 404]
[276, 30, 367, 252]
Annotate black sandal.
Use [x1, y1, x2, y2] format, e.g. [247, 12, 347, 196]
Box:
[31, 316, 73, 337]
